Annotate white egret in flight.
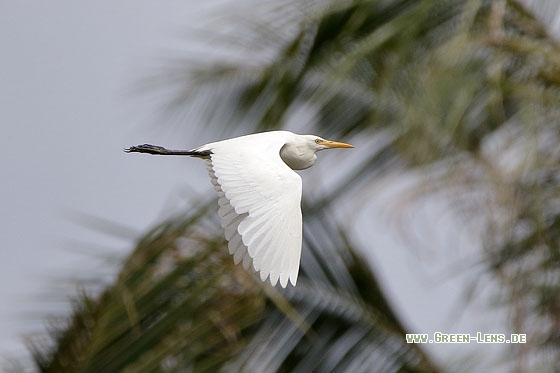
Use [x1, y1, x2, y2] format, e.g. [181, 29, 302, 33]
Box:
[125, 131, 353, 287]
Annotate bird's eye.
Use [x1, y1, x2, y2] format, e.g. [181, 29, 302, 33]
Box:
[315, 139, 322, 144]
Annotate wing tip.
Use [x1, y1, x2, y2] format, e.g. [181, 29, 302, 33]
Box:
[270, 272, 298, 288]
[289, 275, 297, 287]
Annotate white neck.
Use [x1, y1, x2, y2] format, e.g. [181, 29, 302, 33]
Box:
[279, 143, 317, 170]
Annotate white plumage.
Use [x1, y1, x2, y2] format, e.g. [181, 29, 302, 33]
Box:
[200, 132, 304, 287]
[126, 130, 353, 287]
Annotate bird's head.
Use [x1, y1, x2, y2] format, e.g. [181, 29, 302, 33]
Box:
[280, 134, 353, 170]
[305, 135, 354, 152]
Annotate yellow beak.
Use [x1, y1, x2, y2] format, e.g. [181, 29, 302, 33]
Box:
[324, 140, 354, 148]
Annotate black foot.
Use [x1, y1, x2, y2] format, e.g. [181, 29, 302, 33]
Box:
[124, 144, 167, 154]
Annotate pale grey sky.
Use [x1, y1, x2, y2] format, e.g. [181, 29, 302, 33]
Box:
[3, 1, 555, 370]
[0, 0, 221, 361]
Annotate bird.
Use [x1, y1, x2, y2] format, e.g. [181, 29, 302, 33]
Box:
[125, 130, 353, 287]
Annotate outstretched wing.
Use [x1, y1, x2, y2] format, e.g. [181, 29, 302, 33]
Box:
[203, 135, 303, 287]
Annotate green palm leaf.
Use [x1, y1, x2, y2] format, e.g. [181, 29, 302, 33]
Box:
[32, 206, 436, 372]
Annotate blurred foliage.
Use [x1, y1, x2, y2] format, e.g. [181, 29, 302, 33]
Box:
[31, 0, 560, 371]
[31, 204, 435, 372]
[150, 0, 560, 369]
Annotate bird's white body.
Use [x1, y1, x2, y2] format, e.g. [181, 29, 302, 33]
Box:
[127, 130, 353, 287]
[192, 131, 352, 287]
[198, 132, 304, 287]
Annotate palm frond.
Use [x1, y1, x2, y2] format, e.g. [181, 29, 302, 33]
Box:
[32, 203, 437, 372]
[139, 0, 560, 369]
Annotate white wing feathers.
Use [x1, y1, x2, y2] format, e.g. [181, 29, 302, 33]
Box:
[202, 134, 303, 287]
